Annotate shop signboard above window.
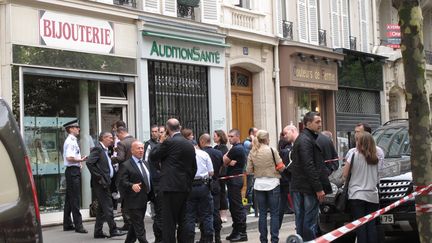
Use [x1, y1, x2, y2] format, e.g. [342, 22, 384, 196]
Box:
[142, 36, 225, 68]
[384, 24, 401, 49]
[39, 10, 115, 54]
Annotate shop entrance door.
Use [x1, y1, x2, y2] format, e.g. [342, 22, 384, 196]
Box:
[100, 104, 127, 132]
[231, 67, 253, 141]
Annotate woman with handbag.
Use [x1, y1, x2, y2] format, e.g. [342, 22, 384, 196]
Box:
[213, 130, 229, 223]
[246, 130, 285, 243]
[343, 132, 380, 243]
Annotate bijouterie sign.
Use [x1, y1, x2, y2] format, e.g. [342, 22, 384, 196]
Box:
[39, 10, 114, 54]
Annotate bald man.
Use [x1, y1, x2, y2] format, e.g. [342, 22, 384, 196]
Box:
[150, 118, 197, 243]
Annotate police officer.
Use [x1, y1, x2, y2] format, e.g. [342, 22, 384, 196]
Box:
[199, 133, 223, 243]
[184, 138, 214, 243]
[62, 119, 88, 234]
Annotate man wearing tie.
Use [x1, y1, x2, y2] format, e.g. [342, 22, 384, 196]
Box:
[86, 132, 126, 238]
[118, 141, 152, 243]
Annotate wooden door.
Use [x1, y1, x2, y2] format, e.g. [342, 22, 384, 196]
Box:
[231, 68, 253, 141]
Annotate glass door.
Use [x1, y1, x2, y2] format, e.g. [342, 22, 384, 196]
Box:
[100, 104, 127, 132]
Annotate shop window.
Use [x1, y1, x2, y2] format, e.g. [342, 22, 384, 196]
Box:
[23, 75, 97, 212]
[100, 83, 127, 98]
[148, 61, 209, 137]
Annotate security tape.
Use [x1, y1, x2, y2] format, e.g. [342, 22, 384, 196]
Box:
[323, 158, 343, 163]
[302, 183, 432, 243]
[218, 173, 250, 180]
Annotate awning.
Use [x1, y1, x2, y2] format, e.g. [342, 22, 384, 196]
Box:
[142, 31, 230, 48]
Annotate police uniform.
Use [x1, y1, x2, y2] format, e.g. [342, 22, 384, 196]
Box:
[62, 120, 86, 233]
[184, 148, 214, 243]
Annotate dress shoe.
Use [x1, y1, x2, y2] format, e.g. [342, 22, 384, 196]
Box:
[75, 227, 88, 234]
[226, 232, 238, 240]
[94, 232, 110, 238]
[230, 233, 248, 242]
[110, 229, 127, 237]
[63, 226, 75, 231]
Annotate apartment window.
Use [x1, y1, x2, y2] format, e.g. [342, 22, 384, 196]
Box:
[298, 0, 318, 45]
[331, 0, 350, 48]
[359, 0, 369, 52]
[236, 0, 252, 9]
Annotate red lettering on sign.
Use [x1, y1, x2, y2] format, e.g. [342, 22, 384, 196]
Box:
[43, 19, 51, 37]
[63, 22, 71, 40]
[105, 29, 111, 45]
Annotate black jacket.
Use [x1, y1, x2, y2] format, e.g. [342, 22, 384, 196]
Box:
[118, 158, 151, 209]
[149, 133, 197, 192]
[278, 140, 292, 186]
[316, 133, 339, 175]
[289, 128, 332, 194]
[87, 143, 112, 188]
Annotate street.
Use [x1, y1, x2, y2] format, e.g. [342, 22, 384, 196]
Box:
[42, 214, 297, 243]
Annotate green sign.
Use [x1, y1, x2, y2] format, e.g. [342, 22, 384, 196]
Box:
[150, 41, 221, 64]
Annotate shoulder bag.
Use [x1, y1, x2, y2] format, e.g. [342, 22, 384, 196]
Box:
[335, 152, 355, 212]
[270, 148, 285, 172]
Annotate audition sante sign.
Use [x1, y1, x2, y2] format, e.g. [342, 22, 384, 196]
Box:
[39, 10, 115, 54]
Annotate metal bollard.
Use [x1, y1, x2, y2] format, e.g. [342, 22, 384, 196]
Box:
[286, 234, 304, 243]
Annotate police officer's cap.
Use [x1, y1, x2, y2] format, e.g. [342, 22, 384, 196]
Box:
[63, 119, 80, 128]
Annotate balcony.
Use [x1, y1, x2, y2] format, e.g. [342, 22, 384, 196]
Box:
[114, 0, 137, 8]
[426, 50, 432, 65]
[283, 21, 293, 40]
[318, 29, 327, 46]
[221, 4, 267, 34]
[350, 36, 357, 50]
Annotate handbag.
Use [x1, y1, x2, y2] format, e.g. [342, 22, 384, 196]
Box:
[270, 148, 285, 171]
[335, 152, 355, 212]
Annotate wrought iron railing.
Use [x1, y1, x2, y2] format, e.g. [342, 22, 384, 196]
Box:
[425, 50, 432, 65]
[350, 36, 357, 50]
[177, 4, 195, 20]
[114, 0, 137, 8]
[319, 29, 327, 46]
[283, 20, 293, 40]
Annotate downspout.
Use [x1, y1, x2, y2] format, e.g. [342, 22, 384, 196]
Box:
[274, 45, 282, 138]
[371, 0, 380, 53]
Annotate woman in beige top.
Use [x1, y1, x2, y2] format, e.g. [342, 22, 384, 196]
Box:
[246, 130, 285, 243]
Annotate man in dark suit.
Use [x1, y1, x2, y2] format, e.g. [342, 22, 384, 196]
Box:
[150, 118, 197, 243]
[86, 132, 126, 239]
[118, 141, 152, 243]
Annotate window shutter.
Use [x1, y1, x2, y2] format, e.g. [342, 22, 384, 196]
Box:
[308, 0, 318, 45]
[226, 0, 240, 5]
[341, 0, 349, 48]
[331, 0, 340, 47]
[144, 0, 160, 13]
[202, 0, 219, 24]
[298, 0, 308, 43]
[163, 0, 177, 17]
[276, 0, 283, 37]
[360, 0, 368, 52]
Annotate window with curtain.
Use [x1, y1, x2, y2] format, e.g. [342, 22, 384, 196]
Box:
[331, 0, 350, 48]
[297, 0, 318, 45]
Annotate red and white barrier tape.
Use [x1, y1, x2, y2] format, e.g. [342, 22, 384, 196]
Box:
[416, 203, 432, 213]
[323, 158, 343, 163]
[307, 183, 432, 243]
[218, 173, 250, 180]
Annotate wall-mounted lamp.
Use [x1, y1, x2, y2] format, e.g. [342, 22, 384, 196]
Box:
[297, 53, 306, 61]
[336, 60, 343, 68]
[323, 57, 330, 64]
[363, 57, 375, 64]
[310, 55, 319, 63]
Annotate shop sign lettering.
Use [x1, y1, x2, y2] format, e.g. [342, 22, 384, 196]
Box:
[293, 66, 336, 82]
[150, 41, 220, 64]
[39, 10, 114, 54]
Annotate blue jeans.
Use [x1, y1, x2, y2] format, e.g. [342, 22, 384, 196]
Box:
[349, 199, 379, 243]
[255, 186, 280, 243]
[291, 191, 319, 241]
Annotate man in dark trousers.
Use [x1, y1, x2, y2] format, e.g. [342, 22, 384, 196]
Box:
[150, 118, 197, 243]
[223, 129, 248, 242]
[62, 119, 88, 234]
[111, 126, 136, 231]
[86, 132, 126, 238]
[199, 133, 223, 243]
[289, 112, 332, 241]
[118, 141, 152, 243]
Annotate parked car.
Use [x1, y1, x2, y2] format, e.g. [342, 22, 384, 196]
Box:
[0, 98, 43, 242]
[319, 119, 416, 242]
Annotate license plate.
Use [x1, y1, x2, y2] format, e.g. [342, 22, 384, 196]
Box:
[380, 214, 394, 224]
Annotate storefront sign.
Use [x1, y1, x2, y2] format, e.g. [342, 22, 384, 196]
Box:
[293, 66, 336, 82]
[149, 41, 221, 64]
[385, 24, 400, 49]
[39, 10, 115, 54]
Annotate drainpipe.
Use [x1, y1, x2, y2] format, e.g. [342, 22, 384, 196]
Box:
[274, 45, 282, 138]
[371, 0, 380, 53]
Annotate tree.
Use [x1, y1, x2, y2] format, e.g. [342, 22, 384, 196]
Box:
[392, 0, 432, 242]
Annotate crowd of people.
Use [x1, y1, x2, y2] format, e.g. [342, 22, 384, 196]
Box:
[61, 111, 383, 243]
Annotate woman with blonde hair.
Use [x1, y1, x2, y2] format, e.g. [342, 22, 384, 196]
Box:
[246, 130, 285, 243]
[343, 132, 380, 243]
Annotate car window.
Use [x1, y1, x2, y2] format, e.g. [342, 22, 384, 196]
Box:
[376, 128, 399, 156]
[0, 140, 19, 205]
[388, 128, 406, 157]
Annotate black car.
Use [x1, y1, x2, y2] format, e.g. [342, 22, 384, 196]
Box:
[319, 119, 416, 242]
[0, 98, 43, 242]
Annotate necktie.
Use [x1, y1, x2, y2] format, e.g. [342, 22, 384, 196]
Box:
[104, 150, 114, 178]
[138, 160, 150, 193]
